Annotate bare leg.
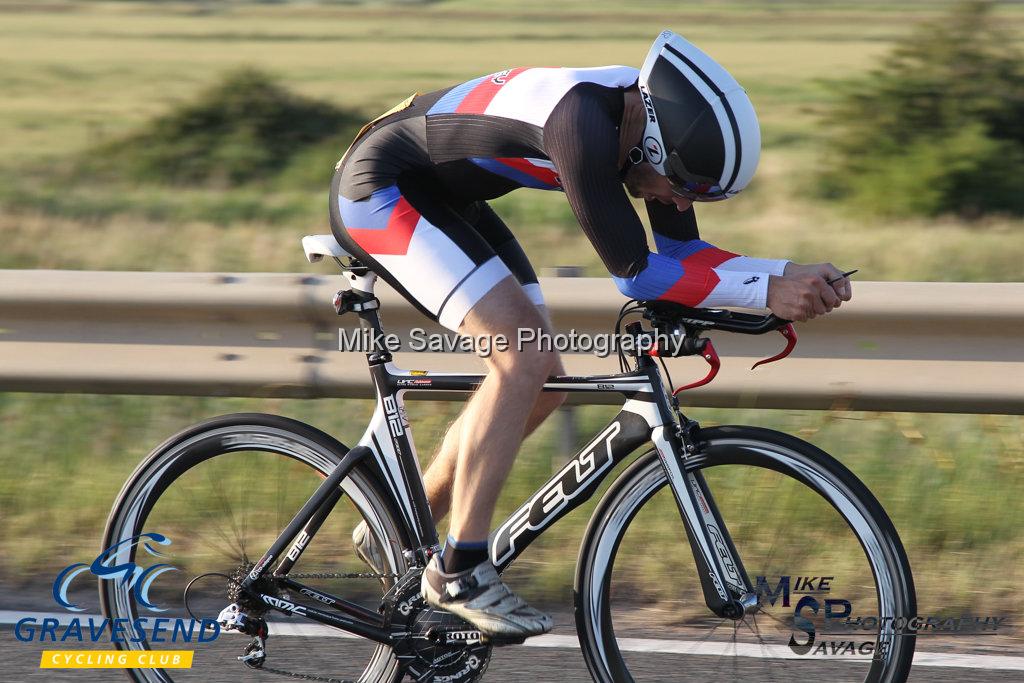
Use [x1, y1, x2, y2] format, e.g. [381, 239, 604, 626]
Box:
[427, 278, 561, 542]
[422, 305, 565, 524]
[417, 279, 561, 635]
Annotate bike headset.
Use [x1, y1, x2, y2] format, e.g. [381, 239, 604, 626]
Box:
[626, 29, 761, 202]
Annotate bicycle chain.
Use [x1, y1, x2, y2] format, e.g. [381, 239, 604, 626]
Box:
[287, 570, 402, 580]
[246, 662, 355, 683]
[237, 569, 403, 682]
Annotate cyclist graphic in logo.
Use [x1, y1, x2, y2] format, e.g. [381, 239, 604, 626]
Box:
[490, 69, 513, 85]
[53, 533, 177, 613]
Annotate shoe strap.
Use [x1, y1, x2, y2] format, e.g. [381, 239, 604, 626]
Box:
[443, 572, 479, 599]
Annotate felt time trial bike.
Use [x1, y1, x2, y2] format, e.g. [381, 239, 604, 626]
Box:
[100, 234, 916, 683]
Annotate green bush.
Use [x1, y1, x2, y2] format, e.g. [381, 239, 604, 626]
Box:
[819, 1, 1024, 218]
[88, 68, 363, 186]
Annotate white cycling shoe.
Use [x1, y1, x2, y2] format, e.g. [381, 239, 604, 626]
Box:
[351, 520, 386, 575]
[420, 554, 553, 642]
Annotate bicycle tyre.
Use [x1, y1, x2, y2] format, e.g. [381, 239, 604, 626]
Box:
[575, 425, 916, 683]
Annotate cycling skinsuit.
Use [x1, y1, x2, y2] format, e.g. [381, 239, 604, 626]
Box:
[329, 65, 787, 332]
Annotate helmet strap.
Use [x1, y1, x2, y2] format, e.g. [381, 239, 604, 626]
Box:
[619, 146, 645, 181]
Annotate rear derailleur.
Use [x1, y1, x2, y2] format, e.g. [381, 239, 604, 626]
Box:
[215, 562, 276, 670]
[218, 602, 270, 669]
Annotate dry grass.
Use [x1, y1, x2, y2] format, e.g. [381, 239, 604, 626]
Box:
[0, 1, 951, 161]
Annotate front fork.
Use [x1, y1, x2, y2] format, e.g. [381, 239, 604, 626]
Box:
[647, 372, 758, 619]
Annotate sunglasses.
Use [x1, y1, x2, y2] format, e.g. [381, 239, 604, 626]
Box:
[668, 178, 729, 202]
[665, 151, 730, 202]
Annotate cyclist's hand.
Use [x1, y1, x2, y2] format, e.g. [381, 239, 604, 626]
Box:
[766, 274, 841, 322]
[784, 262, 853, 302]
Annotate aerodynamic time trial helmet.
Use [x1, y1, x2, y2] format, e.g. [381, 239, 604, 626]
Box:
[638, 30, 761, 201]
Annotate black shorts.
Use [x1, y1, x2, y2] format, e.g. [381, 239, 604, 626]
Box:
[329, 170, 543, 331]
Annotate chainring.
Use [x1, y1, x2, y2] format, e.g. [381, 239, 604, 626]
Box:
[385, 569, 492, 682]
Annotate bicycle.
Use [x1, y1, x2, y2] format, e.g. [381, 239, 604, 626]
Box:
[100, 234, 916, 683]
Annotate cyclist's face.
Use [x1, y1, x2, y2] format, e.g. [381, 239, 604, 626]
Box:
[624, 164, 693, 212]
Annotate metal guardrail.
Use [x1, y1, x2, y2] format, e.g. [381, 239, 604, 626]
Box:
[0, 270, 1021, 414]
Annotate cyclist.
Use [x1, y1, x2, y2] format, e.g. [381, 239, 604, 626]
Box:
[331, 30, 852, 640]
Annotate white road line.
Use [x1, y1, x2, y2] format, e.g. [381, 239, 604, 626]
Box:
[2, 610, 1021, 671]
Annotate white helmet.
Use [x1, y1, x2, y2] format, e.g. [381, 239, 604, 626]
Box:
[637, 30, 761, 201]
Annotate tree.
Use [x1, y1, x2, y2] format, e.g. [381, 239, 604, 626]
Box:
[820, 1, 1024, 217]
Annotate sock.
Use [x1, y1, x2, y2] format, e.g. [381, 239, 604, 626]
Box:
[441, 535, 489, 573]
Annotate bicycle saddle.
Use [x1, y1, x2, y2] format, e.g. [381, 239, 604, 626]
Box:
[302, 234, 353, 264]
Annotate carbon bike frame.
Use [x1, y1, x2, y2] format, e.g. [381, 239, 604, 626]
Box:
[237, 282, 757, 645]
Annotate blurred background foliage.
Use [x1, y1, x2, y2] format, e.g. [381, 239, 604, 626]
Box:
[86, 67, 363, 186]
[820, 0, 1024, 217]
[0, 0, 1021, 621]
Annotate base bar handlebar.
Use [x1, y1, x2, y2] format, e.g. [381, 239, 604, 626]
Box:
[631, 302, 798, 393]
[641, 300, 790, 335]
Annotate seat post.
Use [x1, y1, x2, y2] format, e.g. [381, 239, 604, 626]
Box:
[333, 262, 390, 362]
[342, 265, 378, 297]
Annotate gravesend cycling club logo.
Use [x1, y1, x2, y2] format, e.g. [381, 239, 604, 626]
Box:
[14, 532, 219, 670]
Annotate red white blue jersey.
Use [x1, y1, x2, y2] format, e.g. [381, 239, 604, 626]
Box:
[338, 66, 637, 198]
[331, 65, 785, 328]
[419, 66, 638, 191]
[425, 66, 639, 123]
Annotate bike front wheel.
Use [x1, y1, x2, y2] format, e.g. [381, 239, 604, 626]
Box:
[100, 413, 410, 683]
[576, 425, 916, 683]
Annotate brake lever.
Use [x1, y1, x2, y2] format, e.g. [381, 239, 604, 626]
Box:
[672, 339, 720, 395]
[750, 323, 797, 370]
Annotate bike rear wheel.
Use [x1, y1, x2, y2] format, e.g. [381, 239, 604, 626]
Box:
[576, 425, 916, 683]
[100, 413, 409, 683]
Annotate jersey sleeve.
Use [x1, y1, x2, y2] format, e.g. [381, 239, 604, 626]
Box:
[642, 202, 790, 308]
[545, 84, 787, 310]
[544, 83, 651, 279]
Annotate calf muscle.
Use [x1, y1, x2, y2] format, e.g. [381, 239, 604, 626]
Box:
[435, 277, 560, 542]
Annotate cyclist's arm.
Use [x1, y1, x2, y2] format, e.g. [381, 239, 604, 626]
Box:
[645, 201, 789, 307]
[545, 85, 786, 309]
